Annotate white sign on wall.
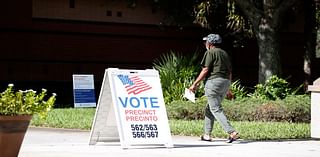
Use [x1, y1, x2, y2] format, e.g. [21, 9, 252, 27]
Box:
[73, 74, 96, 108]
[89, 68, 173, 148]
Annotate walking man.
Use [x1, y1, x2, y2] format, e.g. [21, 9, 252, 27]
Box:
[189, 34, 239, 143]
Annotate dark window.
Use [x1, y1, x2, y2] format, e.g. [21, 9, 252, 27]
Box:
[69, 0, 75, 8]
[106, 10, 112, 16]
[116, 11, 122, 17]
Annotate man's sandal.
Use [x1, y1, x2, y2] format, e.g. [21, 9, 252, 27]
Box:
[200, 135, 212, 142]
[226, 132, 239, 143]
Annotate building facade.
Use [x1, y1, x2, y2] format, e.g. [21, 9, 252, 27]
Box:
[0, 0, 318, 105]
[0, 0, 207, 105]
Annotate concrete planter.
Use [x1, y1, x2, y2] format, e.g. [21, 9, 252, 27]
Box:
[0, 115, 32, 157]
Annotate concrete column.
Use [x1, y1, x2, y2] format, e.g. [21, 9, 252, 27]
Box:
[308, 78, 320, 138]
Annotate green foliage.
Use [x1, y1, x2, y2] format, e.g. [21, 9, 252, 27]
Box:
[166, 97, 207, 120]
[0, 84, 56, 118]
[223, 95, 310, 123]
[230, 79, 248, 99]
[153, 51, 203, 103]
[226, 1, 253, 37]
[250, 75, 298, 100]
[167, 95, 310, 123]
[193, 1, 213, 28]
[225, 95, 311, 122]
[280, 95, 311, 122]
[222, 97, 265, 121]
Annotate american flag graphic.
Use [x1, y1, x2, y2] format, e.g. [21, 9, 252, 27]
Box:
[117, 74, 152, 95]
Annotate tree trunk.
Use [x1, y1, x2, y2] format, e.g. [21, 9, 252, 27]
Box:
[233, 0, 300, 84]
[317, 29, 320, 58]
[303, 0, 316, 91]
[255, 19, 281, 83]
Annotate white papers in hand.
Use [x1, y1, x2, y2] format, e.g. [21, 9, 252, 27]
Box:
[184, 88, 195, 103]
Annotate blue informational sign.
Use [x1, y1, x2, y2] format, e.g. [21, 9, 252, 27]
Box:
[74, 89, 96, 103]
[73, 75, 96, 107]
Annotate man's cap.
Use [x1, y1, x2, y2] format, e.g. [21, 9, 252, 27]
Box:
[203, 34, 222, 44]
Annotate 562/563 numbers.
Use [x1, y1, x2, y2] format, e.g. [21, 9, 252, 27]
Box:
[131, 124, 158, 138]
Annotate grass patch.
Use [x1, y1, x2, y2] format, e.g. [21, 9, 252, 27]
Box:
[31, 108, 96, 130]
[170, 120, 310, 140]
[31, 108, 310, 140]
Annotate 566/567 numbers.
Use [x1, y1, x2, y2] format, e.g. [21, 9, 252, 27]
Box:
[131, 124, 158, 138]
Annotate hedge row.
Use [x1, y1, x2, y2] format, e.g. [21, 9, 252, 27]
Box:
[166, 95, 310, 123]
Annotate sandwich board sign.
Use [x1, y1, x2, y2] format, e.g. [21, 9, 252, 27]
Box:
[72, 74, 96, 108]
[89, 68, 173, 148]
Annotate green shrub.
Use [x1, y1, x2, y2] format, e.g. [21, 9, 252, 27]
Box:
[223, 97, 267, 121]
[279, 95, 311, 122]
[224, 95, 310, 122]
[166, 98, 206, 120]
[167, 95, 311, 122]
[230, 79, 248, 99]
[250, 75, 299, 100]
[153, 50, 203, 103]
[0, 84, 56, 118]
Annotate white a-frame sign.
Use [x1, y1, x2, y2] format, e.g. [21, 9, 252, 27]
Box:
[89, 68, 173, 148]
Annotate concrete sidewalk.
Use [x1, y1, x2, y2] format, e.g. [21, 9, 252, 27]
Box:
[19, 127, 319, 157]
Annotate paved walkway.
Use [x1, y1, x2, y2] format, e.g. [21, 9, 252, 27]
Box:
[19, 127, 319, 157]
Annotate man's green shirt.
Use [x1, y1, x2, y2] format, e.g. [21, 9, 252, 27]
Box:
[200, 47, 231, 80]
